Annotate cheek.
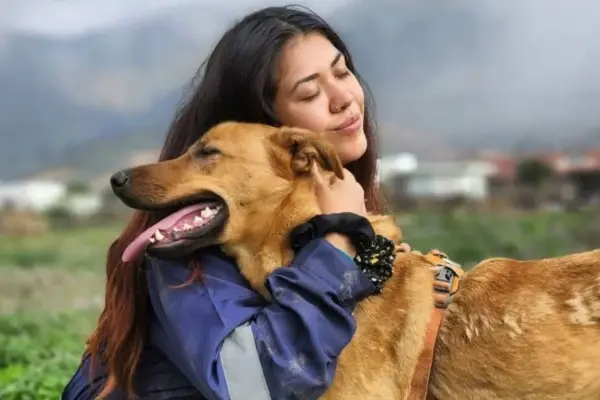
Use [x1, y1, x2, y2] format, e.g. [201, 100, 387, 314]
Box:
[352, 81, 365, 110]
[278, 102, 330, 132]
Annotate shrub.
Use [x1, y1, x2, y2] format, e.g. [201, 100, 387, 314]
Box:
[0, 311, 97, 400]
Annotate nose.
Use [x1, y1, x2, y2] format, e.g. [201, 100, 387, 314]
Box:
[330, 92, 352, 114]
[110, 170, 131, 189]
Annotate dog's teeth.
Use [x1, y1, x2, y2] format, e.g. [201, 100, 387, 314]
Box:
[173, 227, 180, 232]
[201, 208, 212, 218]
[154, 230, 164, 241]
[183, 223, 193, 230]
[193, 216, 203, 225]
[149, 237, 156, 244]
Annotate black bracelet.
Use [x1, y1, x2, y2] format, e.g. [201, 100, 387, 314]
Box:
[289, 213, 395, 294]
[289, 212, 375, 252]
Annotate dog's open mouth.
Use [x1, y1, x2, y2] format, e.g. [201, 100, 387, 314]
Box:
[121, 196, 228, 262]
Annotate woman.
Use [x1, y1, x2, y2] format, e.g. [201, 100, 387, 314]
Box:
[63, 5, 391, 400]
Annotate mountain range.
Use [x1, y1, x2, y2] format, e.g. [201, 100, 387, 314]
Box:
[2, 0, 599, 182]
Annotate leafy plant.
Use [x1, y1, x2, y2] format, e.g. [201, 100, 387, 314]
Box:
[0, 311, 97, 400]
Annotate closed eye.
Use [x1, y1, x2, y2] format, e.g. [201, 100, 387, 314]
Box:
[336, 70, 351, 79]
[195, 146, 221, 158]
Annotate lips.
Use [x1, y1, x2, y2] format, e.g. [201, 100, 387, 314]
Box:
[334, 114, 360, 131]
[332, 114, 362, 136]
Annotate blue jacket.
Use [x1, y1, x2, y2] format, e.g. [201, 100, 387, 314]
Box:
[62, 238, 375, 399]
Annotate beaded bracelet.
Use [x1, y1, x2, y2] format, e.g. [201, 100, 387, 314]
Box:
[353, 234, 395, 294]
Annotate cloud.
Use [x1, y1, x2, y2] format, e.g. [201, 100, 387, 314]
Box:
[5, 0, 347, 38]
[6, 0, 206, 37]
[387, 0, 600, 142]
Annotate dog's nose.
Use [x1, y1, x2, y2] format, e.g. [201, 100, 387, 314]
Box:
[110, 170, 130, 189]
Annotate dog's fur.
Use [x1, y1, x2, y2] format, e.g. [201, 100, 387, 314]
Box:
[112, 122, 600, 400]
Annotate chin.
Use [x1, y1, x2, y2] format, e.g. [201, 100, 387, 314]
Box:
[340, 132, 368, 163]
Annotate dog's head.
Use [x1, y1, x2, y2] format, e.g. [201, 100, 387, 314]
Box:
[110, 122, 344, 261]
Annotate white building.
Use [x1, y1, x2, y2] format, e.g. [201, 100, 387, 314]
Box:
[406, 161, 497, 200]
[65, 193, 103, 217]
[378, 154, 497, 201]
[0, 180, 67, 211]
[377, 153, 418, 182]
[0, 180, 103, 216]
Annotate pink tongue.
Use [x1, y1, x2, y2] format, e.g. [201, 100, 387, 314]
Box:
[121, 203, 209, 263]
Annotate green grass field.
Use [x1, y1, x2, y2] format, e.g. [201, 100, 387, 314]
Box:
[0, 223, 119, 399]
[1, 211, 599, 399]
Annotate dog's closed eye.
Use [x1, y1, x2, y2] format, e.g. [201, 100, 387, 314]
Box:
[194, 146, 221, 158]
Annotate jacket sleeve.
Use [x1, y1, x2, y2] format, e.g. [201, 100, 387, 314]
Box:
[61, 354, 114, 400]
[61, 345, 205, 400]
[146, 238, 376, 400]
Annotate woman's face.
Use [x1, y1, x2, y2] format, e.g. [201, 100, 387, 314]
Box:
[273, 32, 367, 165]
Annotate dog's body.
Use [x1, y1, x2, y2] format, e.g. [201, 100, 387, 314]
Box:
[111, 122, 600, 399]
[430, 250, 600, 400]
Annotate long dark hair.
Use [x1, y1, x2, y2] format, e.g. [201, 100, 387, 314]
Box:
[87, 5, 382, 398]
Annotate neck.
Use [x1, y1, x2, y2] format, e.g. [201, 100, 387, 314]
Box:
[223, 179, 320, 295]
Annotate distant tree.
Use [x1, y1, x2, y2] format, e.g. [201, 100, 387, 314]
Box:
[516, 159, 555, 188]
[66, 181, 91, 195]
[45, 204, 74, 229]
[515, 159, 556, 209]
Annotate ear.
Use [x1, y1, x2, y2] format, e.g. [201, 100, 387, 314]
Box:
[270, 127, 344, 179]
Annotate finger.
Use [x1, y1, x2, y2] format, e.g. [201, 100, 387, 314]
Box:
[340, 168, 350, 180]
[311, 162, 327, 188]
[343, 169, 359, 185]
[328, 173, 339, 186]
[397, 243, 411, 253]
[329, 169, 349, 188]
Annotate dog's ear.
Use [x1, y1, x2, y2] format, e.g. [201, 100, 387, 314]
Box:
[270, 127, 344, 179]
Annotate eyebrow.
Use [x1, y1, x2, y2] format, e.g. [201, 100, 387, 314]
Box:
[290, 52, 343, 93]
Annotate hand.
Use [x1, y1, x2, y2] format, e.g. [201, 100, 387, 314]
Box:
[397, 242, 413, 253]
[311, 164, 367, 217]
[396, 242, 424, 255]
[311, 164, 367, 257]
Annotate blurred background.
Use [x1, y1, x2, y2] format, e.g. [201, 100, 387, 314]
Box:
[1, 0, 599, 397]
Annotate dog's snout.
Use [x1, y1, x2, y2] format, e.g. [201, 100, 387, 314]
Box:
[110, 170, 131, 190]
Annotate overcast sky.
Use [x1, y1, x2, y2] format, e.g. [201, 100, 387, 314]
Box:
[2, 0, 599, 149]
[1, 0, 347, 37]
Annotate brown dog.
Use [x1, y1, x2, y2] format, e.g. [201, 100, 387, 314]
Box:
[111, 121, 600, 400]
